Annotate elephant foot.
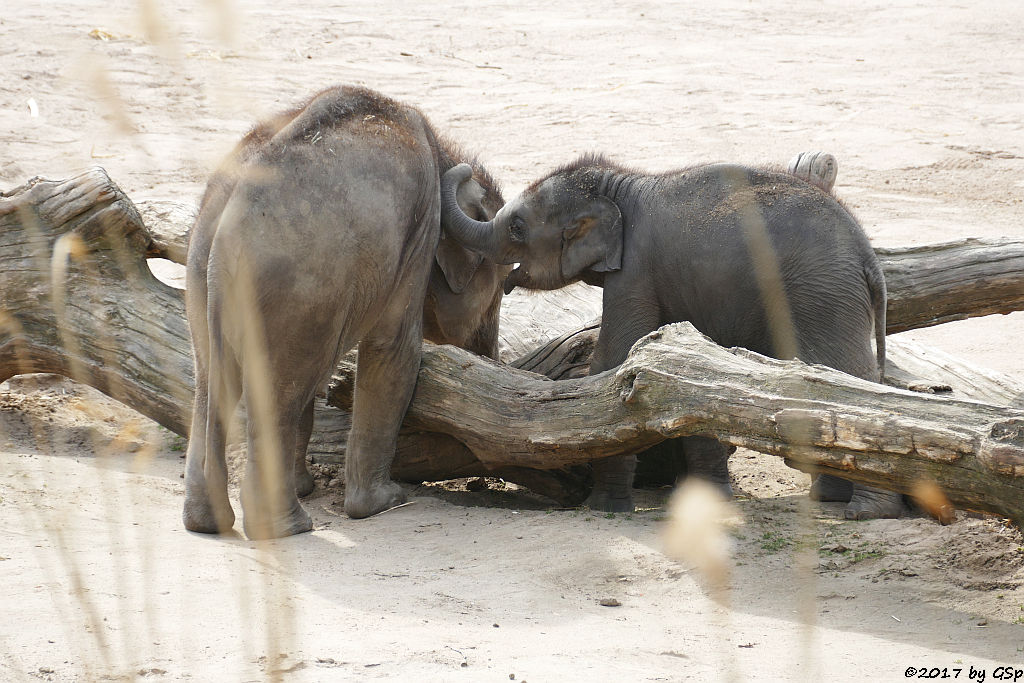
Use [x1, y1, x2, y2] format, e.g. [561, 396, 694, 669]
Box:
[843, 485, 904, 521]
[683, 460, 734, 501]
[242, 500, 313, 540]
[681, 436, 733, 499]
[295, 466, 315, 498]
[344, 480, 407, 519]
[809, 474, 854, 502]
[704, 480, 734, 500]
[584, 489, 635, 513]
[183, 489, 235, 534]
[239, 480, 314, 539]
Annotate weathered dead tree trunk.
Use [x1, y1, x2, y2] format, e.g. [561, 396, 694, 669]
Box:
[506, 319, 1024, 408]
[0, 169, 194, 434]
[324, 323, 1024, 523]
[886, 340, 1024, 408]
[879, 238, 1024, 333]
[3, 167, 1024, 518]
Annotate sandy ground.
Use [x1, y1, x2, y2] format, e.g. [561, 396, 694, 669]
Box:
[2, 1, 1024, 680]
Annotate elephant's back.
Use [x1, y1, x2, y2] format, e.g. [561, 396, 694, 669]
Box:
[203, 88, 443, 348]
[652, 165, 880, 377]
[662, 163, 875, 274]
[220, 86, 439, 253]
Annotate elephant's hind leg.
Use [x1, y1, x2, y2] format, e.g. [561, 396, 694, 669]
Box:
[240, 392, 314, 540]
[183, 345, 240, 534]
[235, 314, 316, 538]
[343, 309, 423, 519]
[810, 475, 904, 520]
[844, 485, 904, 521]
[802, 342, 903, 520]
[293, 397, 316, 498]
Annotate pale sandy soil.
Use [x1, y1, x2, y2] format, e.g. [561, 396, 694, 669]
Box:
[2, 2, 1024, 681]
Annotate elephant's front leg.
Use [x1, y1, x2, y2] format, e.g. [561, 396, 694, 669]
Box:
[343, 320, 420, 519]
[587, 454, 638, 513]
[585, 301, 661, 513]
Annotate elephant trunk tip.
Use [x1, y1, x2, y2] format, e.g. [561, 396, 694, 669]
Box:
[448, 163, 474, 182]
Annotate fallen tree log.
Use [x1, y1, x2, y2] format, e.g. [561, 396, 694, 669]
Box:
[880, 239, 1024, 334]
[0, 169, 195, 435]
[323, 323, 1024, 523]
[313, 323, 1024, 503]
[3, 167, 1024, 517]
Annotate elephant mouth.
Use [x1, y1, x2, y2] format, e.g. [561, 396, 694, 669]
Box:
[503, 265, 526, 294]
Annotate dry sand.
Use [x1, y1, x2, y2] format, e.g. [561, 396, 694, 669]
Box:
[2, 1, 1023, 680]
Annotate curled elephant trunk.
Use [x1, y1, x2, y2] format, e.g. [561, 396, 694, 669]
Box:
[441, 163, 501, 259]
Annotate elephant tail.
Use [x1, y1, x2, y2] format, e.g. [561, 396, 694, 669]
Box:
[865, 259, 887, 381]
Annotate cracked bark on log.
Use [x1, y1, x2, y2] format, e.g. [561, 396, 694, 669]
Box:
[2, 167, 1024, 517]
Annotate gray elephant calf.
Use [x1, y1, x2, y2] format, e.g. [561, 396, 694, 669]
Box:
[183, 86, 506, 539]
[441, 154, 902, 519]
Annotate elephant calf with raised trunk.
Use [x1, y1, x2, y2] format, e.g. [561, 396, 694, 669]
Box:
[184, 86, 508, 539]
[441, 155, 902, 520]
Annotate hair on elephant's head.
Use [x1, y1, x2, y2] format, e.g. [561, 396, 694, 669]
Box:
[441, 161, 622, 294]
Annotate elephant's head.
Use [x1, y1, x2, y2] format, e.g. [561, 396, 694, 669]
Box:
[440, 163, 622, 294]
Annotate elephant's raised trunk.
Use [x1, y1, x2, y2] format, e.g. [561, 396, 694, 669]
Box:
[441, 164, 500, 259]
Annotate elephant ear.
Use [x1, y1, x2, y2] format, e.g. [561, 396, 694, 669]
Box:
[436, 233, 484, 294]
[560, 195, 623, 279]
[438, 175, 489, 293]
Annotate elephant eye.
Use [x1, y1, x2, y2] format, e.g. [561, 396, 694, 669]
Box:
[509, 216, 526, 243]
